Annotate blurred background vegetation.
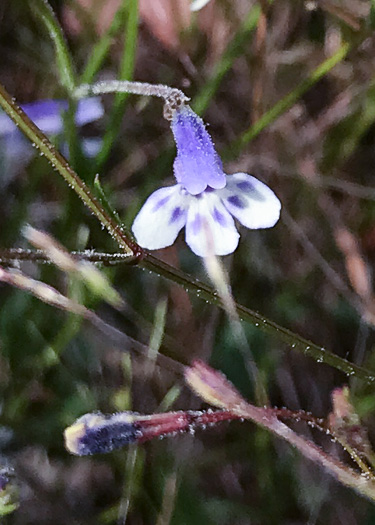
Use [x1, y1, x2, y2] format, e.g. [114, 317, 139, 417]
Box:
[1, 0, 375, 523]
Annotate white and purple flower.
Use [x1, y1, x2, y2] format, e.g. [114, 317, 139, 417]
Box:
[0, 97, 103, 185]
[132, 105, 281, 257]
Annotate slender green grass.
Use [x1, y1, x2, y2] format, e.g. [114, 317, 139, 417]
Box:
[95, 0, 139, 169]
[192, 4, 261, 115]
[229, 42, 351, 157]
[33, 0, 77, 92]
[80, 4, 128, 84]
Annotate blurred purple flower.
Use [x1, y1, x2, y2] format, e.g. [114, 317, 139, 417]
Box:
[0, 97, 104, 185]
[0, 472, 9, 492]
[132, 105, 281, 257]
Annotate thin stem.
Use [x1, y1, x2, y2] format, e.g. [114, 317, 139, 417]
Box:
[229, 42, 351, 156]
[74, 80, 189, 108]
[0, 249, 134, 265]
[274, 408, 375, 478]
[95, 0, 139, 167]
[1, 246, 375, 382]
[32, 0, 76, 93]
[0, 83, 139, 258]
[80, 4, 128, 84]
[192, 4, 261, 115]
[142, 254, 375, 384]
[63, 404, 375, 480]
[140, 407, 374, 478]
[236, 401, 375, 499]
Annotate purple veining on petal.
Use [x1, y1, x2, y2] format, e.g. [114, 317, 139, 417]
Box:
[236, 181, 254, 192]
[170, 207, 184, 223]
[190, 213, 202, 235]
[236, 180, 266, 201]
[213, 207, 227, 226]
[152, 195, 171, 212]
[227, 195, 247, 209]
[171, 106, 226, 195]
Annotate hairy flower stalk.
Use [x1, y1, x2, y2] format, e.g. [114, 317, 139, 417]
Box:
[132, 105, 281, 256]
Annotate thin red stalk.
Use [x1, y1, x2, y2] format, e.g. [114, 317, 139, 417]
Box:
[133, 407, 327, 444]
[135, 410, 241, 443]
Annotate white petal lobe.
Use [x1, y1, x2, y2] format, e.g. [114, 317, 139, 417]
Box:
[185, 193, 239, 257]
[132, 185, 188, 250]
[221, 173, 281, 229]
[190, 0, 212, 11]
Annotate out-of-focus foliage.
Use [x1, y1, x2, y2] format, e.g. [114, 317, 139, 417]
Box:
[2, 0, 375, 523]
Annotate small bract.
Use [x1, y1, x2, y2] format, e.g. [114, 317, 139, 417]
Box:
[132, 105, 281, 257]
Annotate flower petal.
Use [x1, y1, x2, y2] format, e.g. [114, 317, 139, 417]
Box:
[61, 137, 103, 159]
[74, 97, 104, 127]
[221, 173, 281, 229]
[0, 97, 104, 137]
[0, 113, 19, 136]
[0, 134, 33, 187]
[185, 192, 239, 256]
[81, 137, 103, 158]
[132, 185, 188, 250]
[171, 106, 226, 195]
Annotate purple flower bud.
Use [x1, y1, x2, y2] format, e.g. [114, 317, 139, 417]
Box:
[64, 412, 141, 456]
[171, 106, 226, 195]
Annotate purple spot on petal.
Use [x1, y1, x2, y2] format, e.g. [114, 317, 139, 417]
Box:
[213, 207, 226, 226]
[191, 214, 202, 235]
[237, 181, 254, 192]
[152, 195, 171, 212]
[227, 195, 247, 208]
[236, 180, 266, 201]
[170, 207, 184, 223]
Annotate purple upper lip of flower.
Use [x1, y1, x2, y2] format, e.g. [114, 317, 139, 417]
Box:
[171, 106, 226, 195]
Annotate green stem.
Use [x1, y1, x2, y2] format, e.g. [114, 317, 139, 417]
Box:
[0, 84, 137, 258]
[80, 4, 128, 84]
[0, 249, 134, 265]
[95, 0, 139, 168]
[192, 4, 261, 115]
[142, 255, 375, 384]
[32, 0, 76, 93]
